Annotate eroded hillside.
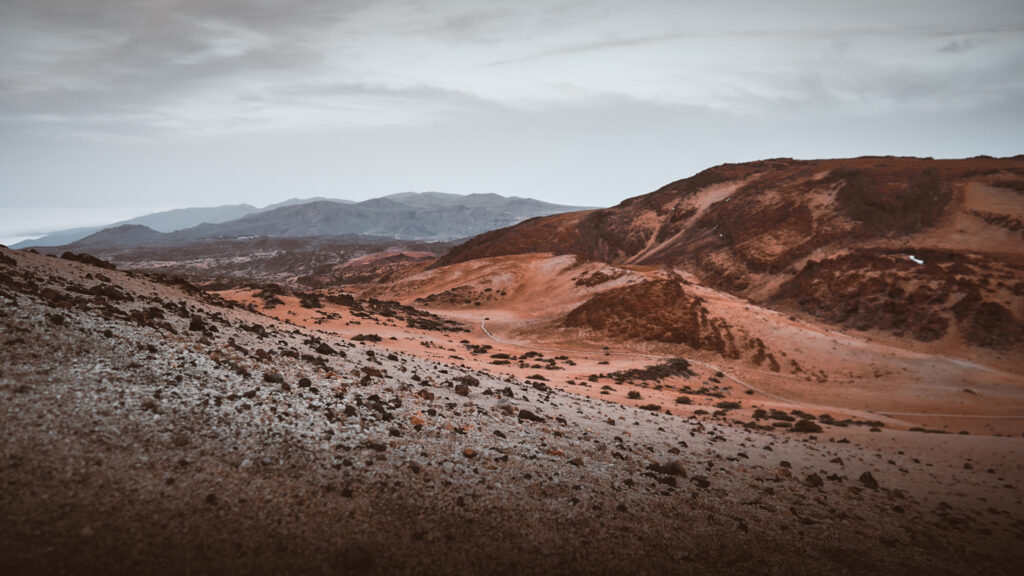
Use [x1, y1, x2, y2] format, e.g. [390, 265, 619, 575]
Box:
[435, 156, 1024, 350]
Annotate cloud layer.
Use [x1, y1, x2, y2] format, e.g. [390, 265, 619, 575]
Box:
[4, 0, 1022, 137]
[1, 0, 1022, 226]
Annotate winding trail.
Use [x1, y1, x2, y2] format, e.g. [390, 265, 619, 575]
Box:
[479, 318, 1024, 421]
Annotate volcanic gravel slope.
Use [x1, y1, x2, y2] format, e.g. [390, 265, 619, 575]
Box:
[1, 247, 1022, 575]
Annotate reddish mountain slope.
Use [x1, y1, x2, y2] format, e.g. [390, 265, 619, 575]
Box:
[436, 156, 1024, 349]
[563, 278, 742, 359]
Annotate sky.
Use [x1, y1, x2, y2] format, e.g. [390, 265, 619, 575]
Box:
[1, 0, 1023, 242]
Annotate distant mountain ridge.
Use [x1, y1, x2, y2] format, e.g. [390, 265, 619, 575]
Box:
[31, 192, 591, 251]
[12, 203, 259, 248]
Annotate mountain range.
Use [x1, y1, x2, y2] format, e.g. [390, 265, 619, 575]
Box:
[15, 193, 587, 250]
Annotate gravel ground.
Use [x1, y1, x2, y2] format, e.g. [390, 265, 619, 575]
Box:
[1, 247, 1021, 575]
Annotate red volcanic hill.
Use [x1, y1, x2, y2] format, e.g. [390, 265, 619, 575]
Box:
[435, 156, 1024, 349]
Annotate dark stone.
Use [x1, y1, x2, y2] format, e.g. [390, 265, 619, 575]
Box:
[60, 251, 116, 270]
[647, 460, 687, 477]
[361, 366, 384, 378]
[859, 471, 879, 490]
[518, 409, 545, 422]
[89, 283, 131, 301]
[263, 372, 285, 384]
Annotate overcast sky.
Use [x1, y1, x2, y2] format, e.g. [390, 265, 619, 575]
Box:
[1, 0, 1023, 241]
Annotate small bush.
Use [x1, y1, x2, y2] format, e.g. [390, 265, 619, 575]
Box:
[793, 419, 823, 433]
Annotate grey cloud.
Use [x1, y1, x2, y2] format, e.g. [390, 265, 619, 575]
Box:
[0, 0, 1021, 158]
[489, 31, 685, 66]
[490, 24, 1020, 67]
[0, 0, 385, 136]
[939, 38, 975, 53]
[415, 7, 522, 42]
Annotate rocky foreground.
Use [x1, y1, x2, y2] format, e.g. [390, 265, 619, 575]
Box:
[1, 247, 1021, 575]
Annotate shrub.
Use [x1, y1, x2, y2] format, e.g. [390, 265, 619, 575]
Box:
[793, 419, 823, 433]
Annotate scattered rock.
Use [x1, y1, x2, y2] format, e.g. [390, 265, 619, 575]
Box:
[60, 251, 116, 270]
[859, 471, 879, 490]
[361, 366, 384, 378]
[496, 397, 515, 415]
[647, 460, 687, 477]
[518, 409, 545, 423]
